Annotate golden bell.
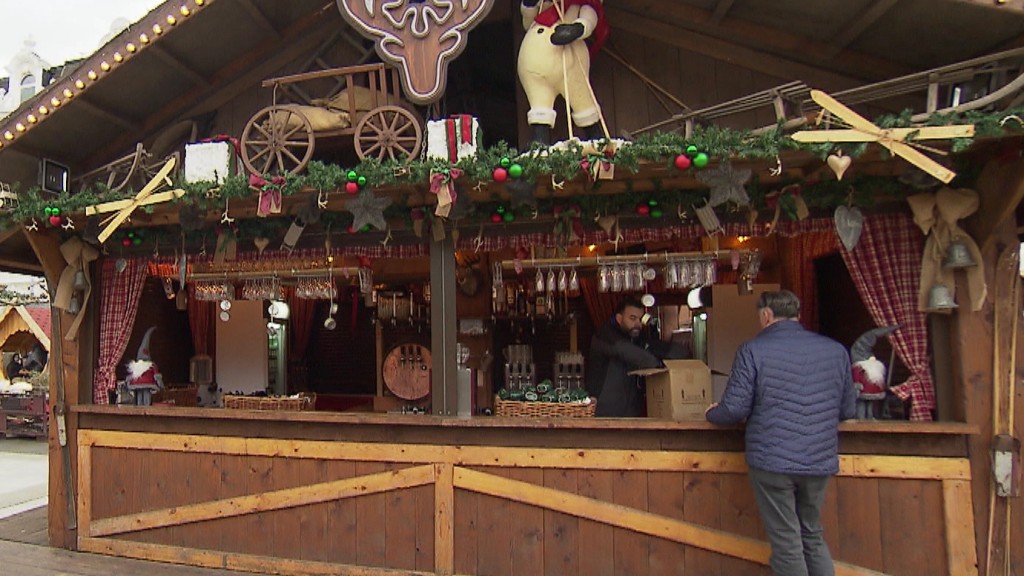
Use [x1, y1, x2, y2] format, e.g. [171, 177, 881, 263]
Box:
[943, 239, 976, 269]
[927, 284, 958, 311]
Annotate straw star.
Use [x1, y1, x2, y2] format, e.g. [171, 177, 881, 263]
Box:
[347, 190, 392, 231]
[697, 161, 751, 207]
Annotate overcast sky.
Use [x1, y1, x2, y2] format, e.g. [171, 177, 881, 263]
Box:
[0, 0, 163, 70]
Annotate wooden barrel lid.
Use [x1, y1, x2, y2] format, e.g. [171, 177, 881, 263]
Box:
[382, 345, 431, 400]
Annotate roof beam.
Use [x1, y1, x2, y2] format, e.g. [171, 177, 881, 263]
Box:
[824, 0, 900, 60]
[148, 44, 211, 87]
[85, 3, 339, 169]
[949, 0, 1024, 14]
[239, 0, 282, 39]
[75, 97, 140, 133]
[711, 0, 736, 23]
[607, 7, 863, 90]
[630, 0, 910, 82]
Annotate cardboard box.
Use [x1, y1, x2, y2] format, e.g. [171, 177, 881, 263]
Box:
[633, 359, 712, 421]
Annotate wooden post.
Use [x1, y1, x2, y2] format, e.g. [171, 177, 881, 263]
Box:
[23, 228, 81, 549]
[955, 155, 1024, 575]
[431, 234, 458, 416]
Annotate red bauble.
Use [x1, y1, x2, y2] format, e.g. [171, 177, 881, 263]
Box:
[121, 237, 132, 247]
[635, 203, 651, 216]
[345, 181, 360, 194]
[674, 154, 692, 171]
[48, 215, 62, 226]
[490, 213, 503, 223]
[492, 167, 508, 183]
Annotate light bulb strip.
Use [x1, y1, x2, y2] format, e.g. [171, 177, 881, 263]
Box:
[0, 0, 212, 146]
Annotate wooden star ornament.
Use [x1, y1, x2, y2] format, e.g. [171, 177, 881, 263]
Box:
[697, 161, 752, 207]
[347, 190, 393, 231]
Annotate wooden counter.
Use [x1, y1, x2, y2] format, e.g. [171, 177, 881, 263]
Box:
[71, 406, 979, 576]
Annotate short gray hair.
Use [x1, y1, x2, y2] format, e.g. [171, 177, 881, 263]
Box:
[757, 290, 800, 319]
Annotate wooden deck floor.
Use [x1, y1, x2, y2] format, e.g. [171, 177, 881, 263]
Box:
[0, 507, 273, 576]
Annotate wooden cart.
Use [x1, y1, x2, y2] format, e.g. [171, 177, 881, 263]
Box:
[241, 63, 424, 175]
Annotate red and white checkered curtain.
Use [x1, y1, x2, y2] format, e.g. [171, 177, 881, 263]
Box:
[840, 212, 934, 420]
[92, 258, 148, 404]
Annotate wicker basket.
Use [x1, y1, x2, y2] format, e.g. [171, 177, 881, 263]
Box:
[494, 396, 596, 418]
[223, 393, 316, 411]
[152, 385, 199, 407]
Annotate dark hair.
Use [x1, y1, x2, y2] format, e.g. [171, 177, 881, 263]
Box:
[616, 296, 646, 314]
[757, 290, 800, 319]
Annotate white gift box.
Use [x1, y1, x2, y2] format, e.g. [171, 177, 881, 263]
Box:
[426, 116, 480, 162]
[184, 141, 234, 184]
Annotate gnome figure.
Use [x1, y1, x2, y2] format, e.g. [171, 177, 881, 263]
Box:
[850, 325, 898, 419]
[126, 326, 164, 406]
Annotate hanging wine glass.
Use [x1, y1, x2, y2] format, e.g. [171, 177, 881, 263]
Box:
[568, 268, 579, 294]
[535, 268, 545, 294]
[546, 268, 557, 293]
[558, 268, 568, 293]
[664, 262, 679, 290]
[598, 265, 610, 293]
[611, 264, 624, 293]
[704, 258, 717, 286]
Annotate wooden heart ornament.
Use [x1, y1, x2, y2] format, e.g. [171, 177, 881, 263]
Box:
[834, 205, 864, 251]
[253, 237, 270, 255]
[827, 153, 852, 181]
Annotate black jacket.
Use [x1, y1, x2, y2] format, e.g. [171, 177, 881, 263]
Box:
[586, 320, 664, 417]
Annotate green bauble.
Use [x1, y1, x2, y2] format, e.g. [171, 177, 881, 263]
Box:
[693, 152, 710, 168]
[347, 170, 358, 182]
[500, 157, 511, 168]
[686, 145, 698, 155]
[44, 207, 53, 216]
[503, 212, 515, 222]
[650, 208, 664, 219]
[508, 164, 523, 179]
[357, 176, 367, 187]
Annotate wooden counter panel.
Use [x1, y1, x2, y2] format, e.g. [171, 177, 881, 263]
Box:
[75, 429, 978, 576]
[74, 406, 975, 458]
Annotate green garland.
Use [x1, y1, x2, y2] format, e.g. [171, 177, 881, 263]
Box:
[2, 105, 1021, 235]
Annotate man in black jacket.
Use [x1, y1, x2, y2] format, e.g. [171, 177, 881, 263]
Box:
[586, 297, 678, 417]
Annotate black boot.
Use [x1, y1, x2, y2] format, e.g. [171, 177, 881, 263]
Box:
[530, 124, 551, 147]
[582, 122, 604, 142]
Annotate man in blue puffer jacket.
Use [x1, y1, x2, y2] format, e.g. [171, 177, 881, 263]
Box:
[705, 290, 856, 576]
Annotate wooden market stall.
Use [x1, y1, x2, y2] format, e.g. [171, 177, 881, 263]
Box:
[0, 1, 1022, 575]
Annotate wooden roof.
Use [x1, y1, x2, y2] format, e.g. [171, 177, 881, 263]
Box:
[0, 0, 1021, 270]
[0, 305, 51, 352]
[0, 0, 1022, 177]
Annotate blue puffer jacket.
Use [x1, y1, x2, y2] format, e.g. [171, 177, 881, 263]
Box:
[706, 320, 856, 476]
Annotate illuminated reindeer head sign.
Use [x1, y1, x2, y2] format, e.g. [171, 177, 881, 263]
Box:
[337, 0, 495, 104]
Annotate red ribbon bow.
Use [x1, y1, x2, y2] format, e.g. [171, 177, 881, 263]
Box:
[250, 173, 286, 217]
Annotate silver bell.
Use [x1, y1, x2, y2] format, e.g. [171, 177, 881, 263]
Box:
[926, 284, 958, 311]
[943, 239, 976, 269]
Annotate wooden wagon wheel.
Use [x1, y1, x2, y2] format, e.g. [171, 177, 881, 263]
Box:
[354, 105, 423, 162]
[241, 105, 315, 175]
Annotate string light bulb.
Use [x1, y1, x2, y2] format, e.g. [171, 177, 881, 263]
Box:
[3, 132, 13, 141]
[51, 97, 62, 107]
[27, 115, 37, 124]
[126, 43, 137, 53]
[166, 15, 177, 25]
[152, 24, 163, 35]
[100, 61, 110, 71]
[195, 0, 204, 5]
[15, 123, 25, 132]
[113, 52, 123, 62]
[38, 106, 48, 115]
[180, 6, 191, 16]
[140, 33, 149, 43]
[75, 80, 85, 89]
[62, 88, 73, 98]
[87, 70, 98, 80]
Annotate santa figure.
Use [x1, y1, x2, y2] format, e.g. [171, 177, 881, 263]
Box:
[126, 326, 164, 406]
[850, 325, 898, 419]
[518, 0, 609, 145]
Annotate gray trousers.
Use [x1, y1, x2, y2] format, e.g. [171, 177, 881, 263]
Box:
[749, 467, 835, 576]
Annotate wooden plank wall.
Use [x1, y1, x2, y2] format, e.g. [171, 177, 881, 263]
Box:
[77, 430, 977, 576]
